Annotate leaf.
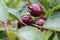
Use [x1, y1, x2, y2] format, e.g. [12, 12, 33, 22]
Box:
[8, 7, 30, 21]
[40, 0, 49, 9]
[48, 0, 60, 8]
[0, 31, 7, 39]
[56, 32, 60, 40]
[17, 1, 28, 11]
[8, 8, 21, 20]
[44, 6, 60, 31]
[4, 0, 18, 8]
[48, 0, 56, 8]
[30, 0, 40, 4]
[9, 13, 18, 21]
[53, 32, 60, 40]
[18, 26, 44, 40]
[48, 32, 55, 40]
[19, 8, 30, 19]
[45, 6, 60, 18]
[44, 30, 53, 40]
[7, 31, 17, 40]
[17, 1, 29, 19]
[1, 38, 9, 40]
[0, 0, 9, 23]
[53, 34, 58, 40]
[56, 0, 60, 6]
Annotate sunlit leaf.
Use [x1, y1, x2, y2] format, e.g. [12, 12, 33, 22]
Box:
[44, 6, 60, 31]
[0, 0, 8, 23]
[53, 32, 60, 40]
[7, 31, 17, 40]
[8, 8, 21, 20]
[18, 26, 44, 40]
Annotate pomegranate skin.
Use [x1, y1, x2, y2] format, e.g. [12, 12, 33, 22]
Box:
[35, 18, 46, 26]
[28, 4, 42, 17]
[22, 15, 33, 25]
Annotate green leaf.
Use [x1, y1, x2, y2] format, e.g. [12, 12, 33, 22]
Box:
[45, 6, 60, 18]
[4, 0, 17, 8]
[56, 32, 60, 40]
[0, 31, 7, 39]
[8, 7, 30, 21]
[44, 6, 60, 31]
[17, 1, 28, 11]
[53, 32, 60, 40]
[40, 0, 49, 9]
[7, 31, 17, 40]
[30, 0, 40, 4]
[19, 8, 30, 19]
[44, 30, 53, 40]
[48, 0, 60, 8]
[48, 0, 56, 8]
[9, 13, 17, 21]
[0, 0, 8, 23]
[1, 38, 9, 40]
[53, 34, 58, 40]
[48, 32, 55, 40]
[18, 26, 44, 40]
[56, 0, 60, 6]
[8, 8, 21, 20]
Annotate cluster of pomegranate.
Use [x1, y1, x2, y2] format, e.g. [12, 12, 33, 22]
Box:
[18, 4, 47, 31]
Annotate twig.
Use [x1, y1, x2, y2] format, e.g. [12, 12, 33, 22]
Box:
[1, 22, 12, 40]
[18, 19, 28, 26]
[2, 22, 9, 33]
[32, 24, 42, 29]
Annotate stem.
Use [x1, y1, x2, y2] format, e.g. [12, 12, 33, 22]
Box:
[16, 19, 28, 33]
[2, 22, 9, 33]
[18, 19, 28, 26]
[2, 22, 12, 40]
[32, 24, 42, 29]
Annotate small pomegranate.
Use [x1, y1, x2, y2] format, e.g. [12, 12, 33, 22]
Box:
[22, 15, 33, 25]
[35, 18, 46, 26]
[28, 4, 42, 17]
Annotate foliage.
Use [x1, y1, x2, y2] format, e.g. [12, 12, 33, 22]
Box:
[0, 0, 60, 40]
